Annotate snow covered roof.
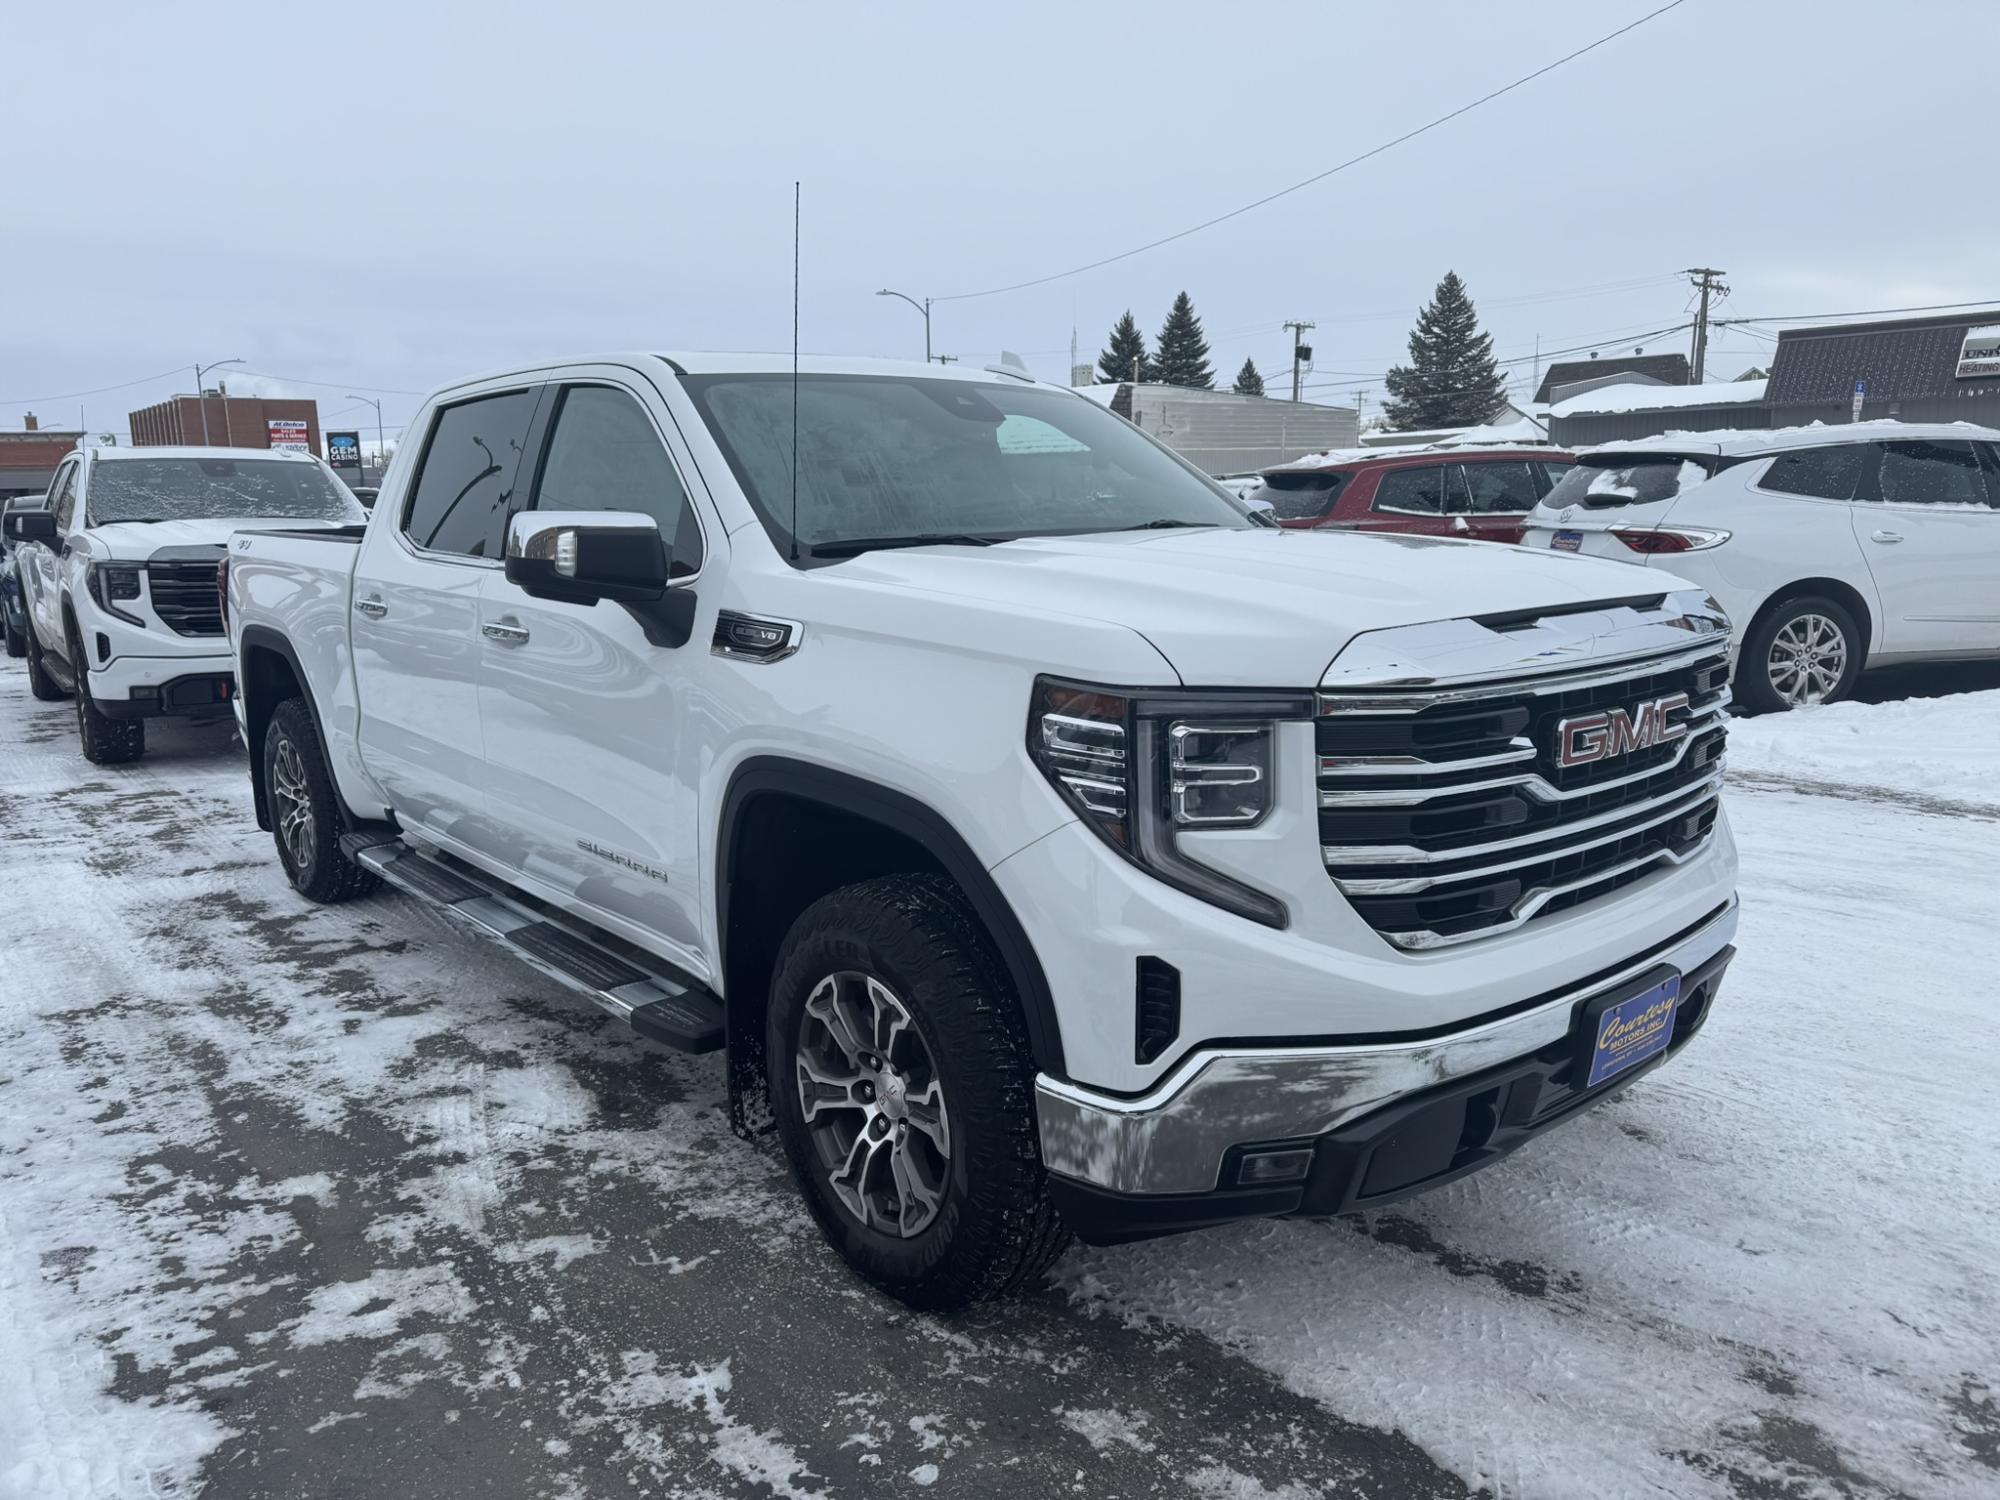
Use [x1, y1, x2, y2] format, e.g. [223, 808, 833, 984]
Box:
[1549, 379, 1768, 418]
[89, 444, 322, 463]
[1579, 418, 2000, 459]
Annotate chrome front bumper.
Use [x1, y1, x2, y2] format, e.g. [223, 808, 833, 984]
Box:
[1034, 897, 1738, 1197]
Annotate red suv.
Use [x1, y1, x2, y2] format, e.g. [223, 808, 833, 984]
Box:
[1246, 447, 1576, 543]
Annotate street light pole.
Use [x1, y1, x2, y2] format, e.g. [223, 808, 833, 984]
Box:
[193, 358, 244, 446]
[875, 288, 932, 363]
[346, 396, 387, 481]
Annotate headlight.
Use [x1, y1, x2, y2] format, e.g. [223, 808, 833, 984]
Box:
[1029, 678, 1310, 928]
[86, 563, 145, 626]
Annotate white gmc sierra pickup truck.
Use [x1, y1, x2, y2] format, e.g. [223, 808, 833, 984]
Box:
[4, 444, 362, 763]
[225, 354, 1739, 1309]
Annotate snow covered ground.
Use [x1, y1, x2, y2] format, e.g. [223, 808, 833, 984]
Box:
[2, 671, 1997, 1499]
[1726, 687, 2000, 810]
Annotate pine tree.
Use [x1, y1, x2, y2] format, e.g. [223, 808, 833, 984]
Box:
[1097, 311, 1150, 384]
[1382, 271, 1508, 430]
[1151, 292, 1214, 389]
[1232, 357, 1265, 397]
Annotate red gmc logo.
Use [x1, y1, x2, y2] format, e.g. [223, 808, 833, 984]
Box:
[1556, 693, 1690, 769]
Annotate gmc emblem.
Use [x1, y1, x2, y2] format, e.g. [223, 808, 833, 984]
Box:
[1557, 693, 1689, 769]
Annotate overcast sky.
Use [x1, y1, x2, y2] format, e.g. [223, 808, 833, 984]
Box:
[6, 0, 1995, 444]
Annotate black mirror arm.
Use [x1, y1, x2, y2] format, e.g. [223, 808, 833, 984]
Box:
[621, 589, 697, 648]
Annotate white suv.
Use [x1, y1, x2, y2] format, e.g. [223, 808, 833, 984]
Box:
[4, 445, 363, 762]
[1519, 422, 2000, 711]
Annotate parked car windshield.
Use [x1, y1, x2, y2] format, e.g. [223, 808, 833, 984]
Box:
[1544, 454, 1712, 510]
[86, 458, 364, 526]
[682, 374, 1252, 554]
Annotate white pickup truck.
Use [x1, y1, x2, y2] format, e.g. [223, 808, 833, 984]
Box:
[225, 353, 1740, 1309]
[4, 444, 362, 762]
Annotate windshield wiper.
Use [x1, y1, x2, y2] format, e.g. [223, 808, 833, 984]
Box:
[808, 533, 1002, 558]
[1110, 518, 1218, 531]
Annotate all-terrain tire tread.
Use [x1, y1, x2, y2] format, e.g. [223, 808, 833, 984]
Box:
[769, 872, 1070, 1310]
[267, 697, 380, 904]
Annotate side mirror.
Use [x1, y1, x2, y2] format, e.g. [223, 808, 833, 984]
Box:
[504, 511, 669, 605]
[4, 510, 56, 544]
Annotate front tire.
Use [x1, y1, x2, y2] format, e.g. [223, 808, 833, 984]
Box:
[24, 624, 70, 701]
[767, 874, 1070, 1310]
[73, 654, 145, 765]
[4, 609, 24, 659]
[264, 696, 380, 903]
[1735, 594, 1863, 713]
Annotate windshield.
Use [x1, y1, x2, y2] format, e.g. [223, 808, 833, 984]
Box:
[1246, 469, 1348, 520]
[86, 458, 364, 527]
[1544, 454, 1713, 510]
[681, 375, 1252, 554]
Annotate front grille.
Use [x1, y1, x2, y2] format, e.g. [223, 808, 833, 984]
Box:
[1319, 641, 1728, 949]
[147, 559, 225, 636]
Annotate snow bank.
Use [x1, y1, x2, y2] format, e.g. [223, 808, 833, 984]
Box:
[1727, 688, 2000, 808]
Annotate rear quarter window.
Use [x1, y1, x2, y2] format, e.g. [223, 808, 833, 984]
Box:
[1758, 446, 1866, 500]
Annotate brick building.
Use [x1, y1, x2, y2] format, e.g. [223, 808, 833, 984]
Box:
[0, 413, 85, 500]
[128, 393, 321, 453]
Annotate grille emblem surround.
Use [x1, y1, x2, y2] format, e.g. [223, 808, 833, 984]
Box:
[1556, 692, 1690, 769]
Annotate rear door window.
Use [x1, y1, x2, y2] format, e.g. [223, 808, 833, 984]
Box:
[1457, 462, 1541, 515]
[1372, 466, 1449, 515]
[1248, 470, 1347, 520]
[1544, 455, 1709, 510]
[1871, 440, 1991, 508]
[1760, 446, 1867, 500]
[402, 389, 541, 558]
[531, 384, 705, 576]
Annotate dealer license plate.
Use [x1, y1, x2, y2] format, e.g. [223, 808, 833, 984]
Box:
[1584, 975, 1680, 1088]
[1551, 529, 1583, 552]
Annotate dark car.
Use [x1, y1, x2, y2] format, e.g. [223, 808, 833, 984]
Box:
[2, 493, 49, 657]
[1245, 446, 1576, 544]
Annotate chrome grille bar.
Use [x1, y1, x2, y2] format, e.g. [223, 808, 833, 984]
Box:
[1318, 707, 1724, 808]
[1332, 778, 1722, 895]
[1318, 641, 1729, 715]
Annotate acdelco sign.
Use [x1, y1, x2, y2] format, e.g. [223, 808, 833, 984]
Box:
[1556, 693, 1689, 769]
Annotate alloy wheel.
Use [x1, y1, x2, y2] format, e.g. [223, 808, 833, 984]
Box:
[794, 970, 952, 1238]
[1766, 612, 1849, 706]
[269, 733, 317, 874]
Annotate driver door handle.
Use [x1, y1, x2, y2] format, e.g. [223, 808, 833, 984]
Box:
[354, 595, 388, 618]
[481, 618, 531, 645]
[1870, 529, 1905, 544]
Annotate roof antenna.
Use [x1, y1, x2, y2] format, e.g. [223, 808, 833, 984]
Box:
[790, 180, 801, 562]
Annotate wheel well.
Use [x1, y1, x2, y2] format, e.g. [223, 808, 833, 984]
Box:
[716, 762, 1065, 1136]
[240, 642, 305, 830]
[1742, 578, 1874, 664]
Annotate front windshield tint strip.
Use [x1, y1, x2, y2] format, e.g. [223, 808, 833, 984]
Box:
[86, 458, 363, 527]
[678, 374, 1252, 560]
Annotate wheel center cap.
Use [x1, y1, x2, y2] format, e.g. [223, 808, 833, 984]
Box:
[876, 1071, 908, 1120]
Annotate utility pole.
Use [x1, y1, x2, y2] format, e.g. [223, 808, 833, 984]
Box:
[1682, 268, 1728, 384]
[1283, 320, 1315, 402]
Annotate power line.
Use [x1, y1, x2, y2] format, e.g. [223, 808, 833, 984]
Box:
[1713, 297, 2000, 327]
[237, 368, 426, 396]
[0, 366, 188, 406]
[934, 1, 1691, 302]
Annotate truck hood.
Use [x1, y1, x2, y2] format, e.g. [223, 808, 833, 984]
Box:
[827, 528, 1694, 685]
[87, 516, 351, 561]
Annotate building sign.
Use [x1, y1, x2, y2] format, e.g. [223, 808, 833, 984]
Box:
[325, 430, 362, 470]
[1955, 324, 2000, 380]
[268, 419, 310, 453]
